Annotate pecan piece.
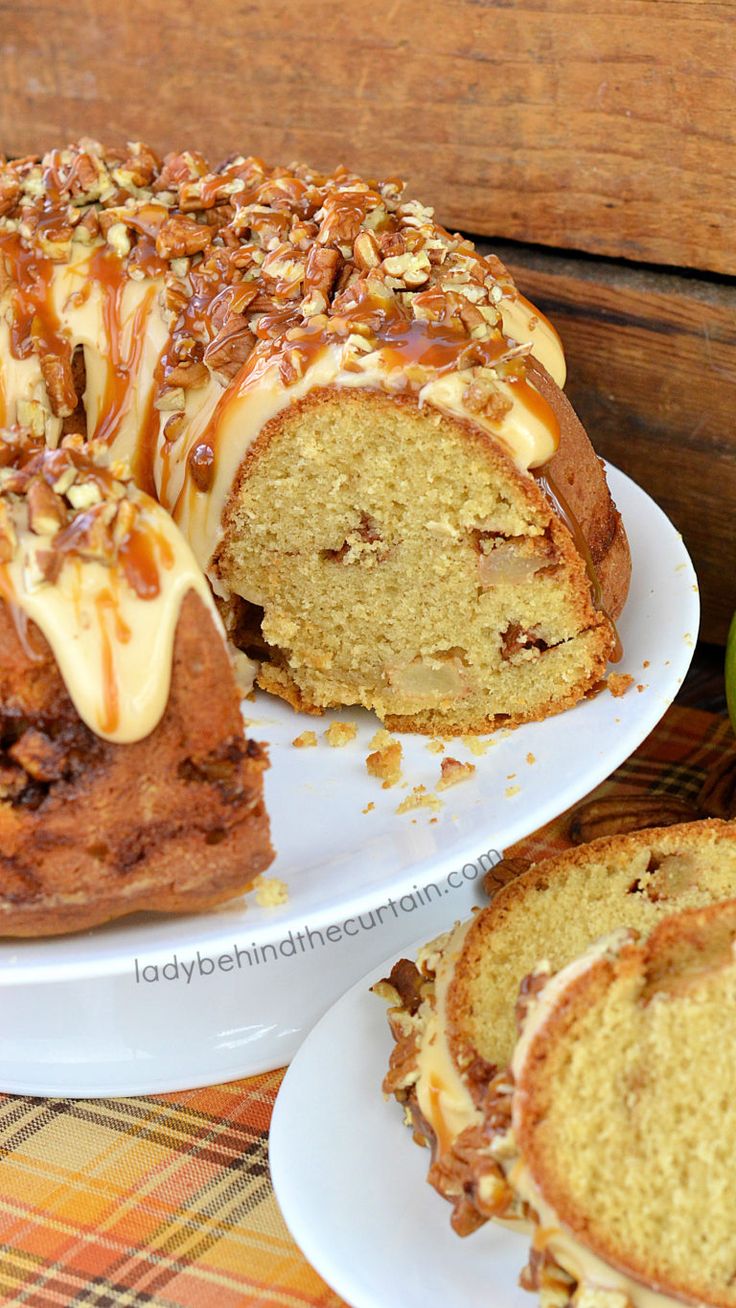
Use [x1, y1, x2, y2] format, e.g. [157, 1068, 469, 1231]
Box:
[0, 173, 21, 217]
[482, 855, 530, 897]
[304, 244, 341, 299]
[155, 215, 213, 260]
[27, 478, 67, 536]
[165, 361, 209, 390]
[203, 315, 256, 380]
[569, 794, 700, 845]
[39, 351, 77, 418]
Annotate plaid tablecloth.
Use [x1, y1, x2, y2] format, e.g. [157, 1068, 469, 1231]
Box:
[0, 703, 731, 1308]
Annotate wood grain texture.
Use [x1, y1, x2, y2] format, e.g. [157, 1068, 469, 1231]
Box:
[493, 243, 735, 642]
[1, 0, 734, 272]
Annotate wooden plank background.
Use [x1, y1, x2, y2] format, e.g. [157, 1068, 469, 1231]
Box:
[1, 0, 734, 274]
[497, 244, 736, 644]
[0, 0, 733, 639]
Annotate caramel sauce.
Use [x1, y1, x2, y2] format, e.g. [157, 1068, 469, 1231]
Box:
[536, 466, 622, 661]
[0, 231, 69, 362]
[94, 589, 121, 735]
[89, 246, 156, 446]
[118, 520, 162, 600]
[427, 1077, 453, 1156]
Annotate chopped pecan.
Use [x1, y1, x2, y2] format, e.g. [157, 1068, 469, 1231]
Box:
[204, 316, 256, 379]
[482, 855, 530, 897]
[27, 478, 67, 535]
[382, 957, 426, 1015]
[165, 361, 209, 390]
[304, 244, 341, 298]
[0, 172, 20, 217]
[155, 214, 213, 260]
[39, 351, 77, 418]
[569, 794, 700, 845]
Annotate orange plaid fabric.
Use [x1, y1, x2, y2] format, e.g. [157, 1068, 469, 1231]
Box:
[0, 704, 728, 1307]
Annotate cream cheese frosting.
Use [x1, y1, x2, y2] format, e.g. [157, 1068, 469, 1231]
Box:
[413, 919, 482, 1154]
[0, 447, 229, 744]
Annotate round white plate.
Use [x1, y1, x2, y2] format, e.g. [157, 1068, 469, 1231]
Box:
[0, 467, 698, 1095]
[270, 941, 530, 1308]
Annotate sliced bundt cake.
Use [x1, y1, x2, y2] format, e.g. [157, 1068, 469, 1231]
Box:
[506, 898, 736, 1308]
[377, 820, 736, 1233]
[0, 141, 629, 735]
[0, 433, 272, 935]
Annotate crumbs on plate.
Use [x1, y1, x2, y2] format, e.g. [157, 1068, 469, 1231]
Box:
[324, 721, 358, 747]
[396, 785, 443, 815]
[253, 875, 289, 907]
[366, 739, 403, 789]
[462, 735, 494, 757]
[436, 757, 476, 790]
[608, 672, 635, 698]
[292, 730, 318, 748]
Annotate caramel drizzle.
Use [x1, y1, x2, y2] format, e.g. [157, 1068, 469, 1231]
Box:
[169, 289, 562, 517]
[89, 246, 157, 448]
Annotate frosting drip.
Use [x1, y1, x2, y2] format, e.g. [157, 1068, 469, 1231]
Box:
[0, 442, 226, 743]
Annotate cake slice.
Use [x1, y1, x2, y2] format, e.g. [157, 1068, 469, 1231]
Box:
[0, 432, 272, 935]
[377, 820, 736, 1233]
[505, 898, 736, 1308]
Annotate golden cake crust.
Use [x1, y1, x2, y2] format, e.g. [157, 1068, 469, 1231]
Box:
[0, 588, 272, 936]
[514, 897, 736, 1308]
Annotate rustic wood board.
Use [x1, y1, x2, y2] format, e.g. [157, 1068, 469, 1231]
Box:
[1, 0, 734, 273]
[493, 243, 735, 643]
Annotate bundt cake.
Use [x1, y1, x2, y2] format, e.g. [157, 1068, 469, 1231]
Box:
[0, 140, 630, 735]
[503, 898, 736, 1308]
[0, 433, 272, 935]
[376, 820, 736, 1233]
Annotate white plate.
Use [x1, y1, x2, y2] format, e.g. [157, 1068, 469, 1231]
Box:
[270, 941, 531, 1308]
[0, 467, 698, 1095]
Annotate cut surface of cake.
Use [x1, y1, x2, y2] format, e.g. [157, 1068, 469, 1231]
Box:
[505, 898, 736, 1308]
[0, 140, 630, 735]
[0, 434, 272, 936]
[376, 820, 736, 1233]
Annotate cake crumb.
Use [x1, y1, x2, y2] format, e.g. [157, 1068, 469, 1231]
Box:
[642, 660, 650, 669]
[324, 721, 358, 747]
[436, 757, 476, 791]
[396, 785, 443, 815]
[426, 738, 445, 755]
[368, 728, 395, 751]
[608, 672, 634, 698]
[462, 735, 494, 757]
[505, 785, 521, 799]
[362, 801, 375, 814]
[292, 730, 318, 748]
[526, 752, 536, 765]
[637, 683, 646, 693]
[430, 816, 439, 824]
[253, 875, 289, 907]
[366, 741, 403, 789]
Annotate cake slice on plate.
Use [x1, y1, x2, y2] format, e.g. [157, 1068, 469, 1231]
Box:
[376, 820, 736, 1233]
[503, 897, 736, 1308]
